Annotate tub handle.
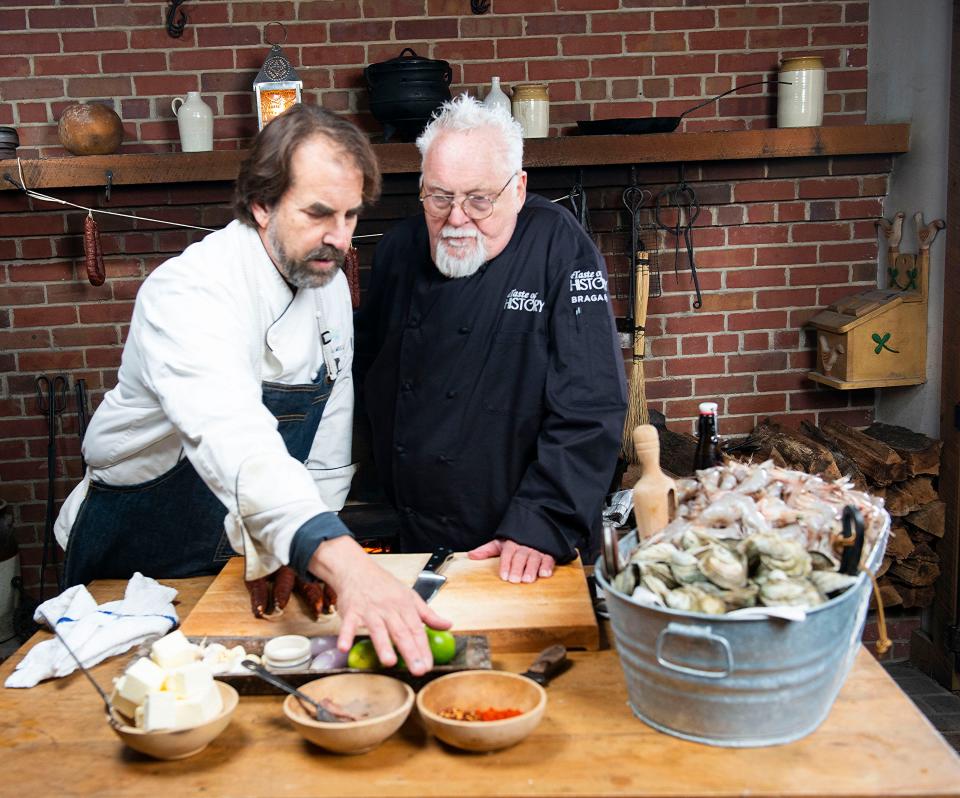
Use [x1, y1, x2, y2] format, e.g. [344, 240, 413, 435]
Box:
[655, 622, 734, 679]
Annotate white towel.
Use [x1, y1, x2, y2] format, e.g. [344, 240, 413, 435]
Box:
[4, 572, 180, 689]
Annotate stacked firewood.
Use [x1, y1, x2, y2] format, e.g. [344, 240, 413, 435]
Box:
[719, 419, 943, 609]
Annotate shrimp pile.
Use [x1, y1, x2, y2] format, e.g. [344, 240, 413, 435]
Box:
[612, 460, 889, 614]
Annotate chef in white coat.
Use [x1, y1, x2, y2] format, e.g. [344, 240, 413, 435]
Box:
[54, 104, 449, 674]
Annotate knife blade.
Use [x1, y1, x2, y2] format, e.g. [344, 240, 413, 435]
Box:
[412, 546, 454, 602]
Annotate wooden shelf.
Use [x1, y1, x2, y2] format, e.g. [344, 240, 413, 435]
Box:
[0, 124, 909, 192]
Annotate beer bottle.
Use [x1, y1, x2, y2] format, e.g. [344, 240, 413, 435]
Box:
[693, 401, 722, 471]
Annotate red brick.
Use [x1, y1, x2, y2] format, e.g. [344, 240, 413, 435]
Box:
[34, 55, 100, 77]
[525, 14, 587, 35]
[653, 53, 716, 76]
[66, 76, 132, 97]
[19, 350, 86, 371]
[734, 181, 797, 202]
[0, 56, 30, 79]
[696, 248, 755, 269]
[726, 310, 788, 331]
[819, 242, 876, 262]
[789, 265, 850, 286]
[562, 34, 622, 56]
[728, 393, 786, 415]
[0, 10, 26, 30]
[645, 377, 692, 400]
[774, 330, 801, 350]
[798, 177, 861, 200]
[778, 203, 807, 222]
[718, 52, 779, 73]
[755, 288, 817, 309]
[696, 291, 754, 312]
[729, 351, 788, 373]
[61, 31, 128, 53]
[28, 6, 95, 28]
[665, 355, 724, 377]
[610, 80, 642, 99]
[592, 11, 651, 33]
[719, 7, 780, 27]
[0, 78, 63, 101]
[648, 337, 678, 358]
[497, 37, 557, 59]
[792, 222, 852, 242]
[812, 25, 867, 46]
[756, 372, 809, 392]
[681, 336, 709, 355]
[528, 59, 590, 80]
[169, 50, 236, 72]
[96, 5, 163, 26]
[727, 224, 790, 246]
[101, 52, 169, 74]
[689, 29, 747, 51]
[664, 314, 725, 335]
[755, 245, 819, 266]
[51, 326, 120, 348]
[694, 375, 755, 396]
[0, 285, 44, 306]
[0, 329, 51, 350]
[748, 28, 809, 49]
[85, 347, 123, 369]
[396, 18, 459, 39]
[653, 9, 715, 30]
[78, 303, 134, 324]
[624, 32, 686, 53]
[711, 334, 740, 354]
[12, 306, 79, 327]
[231, 1, 297, 22]
[300, 0, 361, 19]
[8, 262, 73, 282]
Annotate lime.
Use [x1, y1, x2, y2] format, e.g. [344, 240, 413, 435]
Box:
[426, 627, 457, 665]
[346, 639, 380, 670]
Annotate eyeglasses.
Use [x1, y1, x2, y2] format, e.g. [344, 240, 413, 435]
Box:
[419, 173, 517, 221]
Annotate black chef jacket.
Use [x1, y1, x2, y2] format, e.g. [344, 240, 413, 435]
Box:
[354, 194, 627, 563]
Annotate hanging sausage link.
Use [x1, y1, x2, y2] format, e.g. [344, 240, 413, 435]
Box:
[83, 212, 106, 286]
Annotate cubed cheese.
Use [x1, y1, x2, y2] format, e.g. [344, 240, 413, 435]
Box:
[140, 690, 178, 731]
[167, 661, 214, 700]
[150, 630, 199, 670]
[175, 683, 223, 727]
[116, 657, 166, 705]
[109, 688, 139, 721]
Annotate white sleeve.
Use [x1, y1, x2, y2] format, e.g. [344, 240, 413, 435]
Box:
[135, 260, 329, 579]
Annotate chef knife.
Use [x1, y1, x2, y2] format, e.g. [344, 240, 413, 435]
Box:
[412, 546, 454, 602]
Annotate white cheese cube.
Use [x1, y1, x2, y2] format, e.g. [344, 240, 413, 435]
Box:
[117, 657, 166, 705]
[150, 630, 199, 670]
[167, 661, 214, 700]
[141, 690, 178, 731]
[175, 683, 223, 727]
[109, 688, 139, 721]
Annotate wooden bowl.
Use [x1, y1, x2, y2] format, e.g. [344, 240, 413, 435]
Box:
[283, 673, 414, 754]
[415, 670, 546, 752]
[108, 681, 238, 760]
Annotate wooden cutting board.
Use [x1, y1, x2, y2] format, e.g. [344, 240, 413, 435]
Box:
[179, 553, 599, 652]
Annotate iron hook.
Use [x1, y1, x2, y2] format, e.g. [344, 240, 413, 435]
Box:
[104, 170, 112, 203]
[165, 0, 188, 39]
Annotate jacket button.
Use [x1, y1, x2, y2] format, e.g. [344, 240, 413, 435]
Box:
[458, 325, 470, 334]
[446, 390, 457, 399]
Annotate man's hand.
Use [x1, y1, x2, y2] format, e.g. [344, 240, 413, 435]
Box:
[467, 538, 556, 583]
[308, 536, 451, 677]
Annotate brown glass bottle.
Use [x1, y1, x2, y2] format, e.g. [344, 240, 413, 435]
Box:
[693, 401, 722, 471]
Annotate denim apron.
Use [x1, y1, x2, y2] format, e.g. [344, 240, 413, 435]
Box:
[63, 369, 332, 587]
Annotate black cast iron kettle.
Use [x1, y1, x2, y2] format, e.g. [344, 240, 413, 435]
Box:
[364, 47, 452, 142]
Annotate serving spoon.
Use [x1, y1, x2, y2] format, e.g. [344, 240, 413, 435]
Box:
[40, 611, 123, 729]
[241, 659, 355, 722]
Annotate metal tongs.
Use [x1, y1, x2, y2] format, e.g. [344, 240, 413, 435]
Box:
[655, 171, 703, 309]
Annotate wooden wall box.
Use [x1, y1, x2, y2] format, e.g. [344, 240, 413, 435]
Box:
[807, 287, 926, 389]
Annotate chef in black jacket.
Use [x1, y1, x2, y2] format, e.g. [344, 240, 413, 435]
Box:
[355, 94, 626, 583]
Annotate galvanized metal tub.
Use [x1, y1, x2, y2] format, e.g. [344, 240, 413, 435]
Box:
[595, 517, 889, 747]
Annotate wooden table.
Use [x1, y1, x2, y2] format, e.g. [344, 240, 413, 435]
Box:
[1, 576, 958, 798]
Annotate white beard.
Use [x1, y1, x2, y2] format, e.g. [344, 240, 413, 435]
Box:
[434, 226, 487, 279]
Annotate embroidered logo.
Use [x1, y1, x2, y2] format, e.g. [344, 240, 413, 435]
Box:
[504, 288, 545, 313]
[569, 268, 608, 304]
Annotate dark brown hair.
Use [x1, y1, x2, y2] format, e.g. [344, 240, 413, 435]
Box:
[233, 104, 381, 227]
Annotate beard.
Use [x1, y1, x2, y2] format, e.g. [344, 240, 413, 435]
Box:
[433, 226, 487, 279]
[267, 216, 346, 289]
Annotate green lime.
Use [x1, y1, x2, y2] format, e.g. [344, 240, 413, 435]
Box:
[426, 627, 457, 665]
[346, 639, 380, 670]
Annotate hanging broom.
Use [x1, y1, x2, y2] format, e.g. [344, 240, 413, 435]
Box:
[620, 249, 650, 464]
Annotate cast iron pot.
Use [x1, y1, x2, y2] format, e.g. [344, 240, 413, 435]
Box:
[365, 47, 452, 142]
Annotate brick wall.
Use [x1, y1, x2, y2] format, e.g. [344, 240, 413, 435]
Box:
[1, 1, 884, 599]
[0, 0, 868, 156]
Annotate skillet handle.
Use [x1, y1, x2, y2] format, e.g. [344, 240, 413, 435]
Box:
[679, 79, 792, 119]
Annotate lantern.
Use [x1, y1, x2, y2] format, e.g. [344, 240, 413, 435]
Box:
[253, 25, 302, 130]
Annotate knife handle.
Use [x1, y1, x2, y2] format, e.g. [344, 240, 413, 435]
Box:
[525, 644, 568, 683]
[423, 547, 454, 573]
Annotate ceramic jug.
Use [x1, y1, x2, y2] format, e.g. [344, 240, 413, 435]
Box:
[777, 57, 824, 128]
[482, 77, 511, 114]
[171, 92, 213, 152]
[511, 83, 549, 138]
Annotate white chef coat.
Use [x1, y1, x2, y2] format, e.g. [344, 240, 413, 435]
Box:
[55, 220, 355, 580]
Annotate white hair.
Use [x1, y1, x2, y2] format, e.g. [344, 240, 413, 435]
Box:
[416, 93, 524, 175]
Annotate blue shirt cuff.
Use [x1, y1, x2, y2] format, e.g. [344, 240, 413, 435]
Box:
[289, 512, 353, 577]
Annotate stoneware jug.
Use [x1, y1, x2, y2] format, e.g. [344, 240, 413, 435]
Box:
[171, 92, 213, 152]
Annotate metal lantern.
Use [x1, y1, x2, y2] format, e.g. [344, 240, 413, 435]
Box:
[253, 27, 302, 130]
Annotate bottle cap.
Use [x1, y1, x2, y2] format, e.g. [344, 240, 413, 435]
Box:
[698, 402, 718, 415]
